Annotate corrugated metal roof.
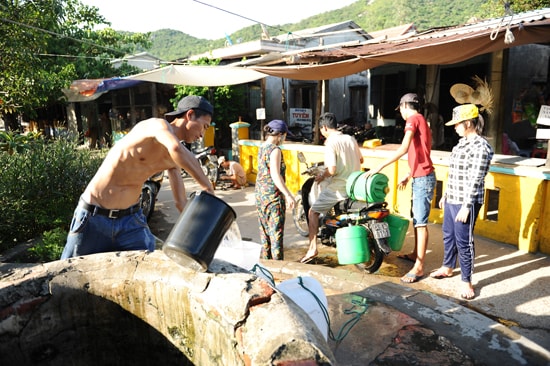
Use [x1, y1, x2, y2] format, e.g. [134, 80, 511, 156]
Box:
[295, 8, 550, 65]
[249, 8, 550, 81]
[414, 7, 550, 39]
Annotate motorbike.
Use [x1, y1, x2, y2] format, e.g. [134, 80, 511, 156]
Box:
[181, 144, 219, 186]
[292, 152, 392, 273]
[287, 124, 312, 143]
[337, 123, 378, 144]
[141, 171, 164, 221]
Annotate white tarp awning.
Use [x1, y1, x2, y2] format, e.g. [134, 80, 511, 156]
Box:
[125, 64, 267, 86]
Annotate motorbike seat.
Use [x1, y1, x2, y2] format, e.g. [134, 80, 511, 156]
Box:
[364, 201, 387, 211]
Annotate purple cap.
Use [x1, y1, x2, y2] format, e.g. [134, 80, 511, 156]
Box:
[267, 119, 293, 135]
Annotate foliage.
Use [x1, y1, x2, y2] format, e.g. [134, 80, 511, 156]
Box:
[480, 0, 550, 18]
[27, 227, 67, 262]
[0, 136, 103, 253]
[146, 29, 225, 61]
[0, 130, 42, 154]
[0, 0, 150, 121]
[171, 58, 247, 148]
[144, 0, 547, 61]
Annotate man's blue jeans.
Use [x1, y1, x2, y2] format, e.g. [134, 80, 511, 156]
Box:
[411, 171, 436, 227]
[61, 204, 155, 259]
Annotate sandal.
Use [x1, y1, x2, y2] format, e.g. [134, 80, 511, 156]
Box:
[430, 268, 453, 279]
[299, 253, 318, 264]
[400, 272, 423, 283]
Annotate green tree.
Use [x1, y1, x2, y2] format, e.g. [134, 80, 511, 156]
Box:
[171, 58, 247, 149]
[479, 0, 550, 18]
[0, 0, 150, 128]
[144, 0, 549, 61]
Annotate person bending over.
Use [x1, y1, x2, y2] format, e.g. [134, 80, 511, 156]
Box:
[61, 96, 215, 259]
[218, 156, 247, 189]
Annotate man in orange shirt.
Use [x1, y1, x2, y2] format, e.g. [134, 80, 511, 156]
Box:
[367, 93, 435, 283]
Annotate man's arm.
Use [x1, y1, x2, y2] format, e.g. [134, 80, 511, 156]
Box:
[167, 167, 187, 212]
[367, 130, 413, 176]
[155, 123, 213, 193]
[354, 139, 364, 164]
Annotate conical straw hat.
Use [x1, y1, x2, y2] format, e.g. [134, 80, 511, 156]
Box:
[450, 83, 474, 104]
[471, 76, 494, 115]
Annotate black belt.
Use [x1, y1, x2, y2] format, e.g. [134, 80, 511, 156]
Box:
[80, 200, 141, 219]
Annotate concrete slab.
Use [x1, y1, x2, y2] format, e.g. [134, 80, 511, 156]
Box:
[149, 176, 550, 365]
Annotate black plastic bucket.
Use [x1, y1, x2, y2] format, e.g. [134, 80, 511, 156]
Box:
[162, 191, 237, 271]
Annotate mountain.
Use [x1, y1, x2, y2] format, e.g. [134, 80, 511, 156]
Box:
[145, 0, 487, 61]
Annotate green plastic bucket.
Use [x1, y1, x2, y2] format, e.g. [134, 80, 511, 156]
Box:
[335, 226, 369, 264]
[385, 214, 410, 251]
[346, 172, 389, 202]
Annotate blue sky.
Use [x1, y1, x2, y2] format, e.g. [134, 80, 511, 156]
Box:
[80, 0, 358, 40]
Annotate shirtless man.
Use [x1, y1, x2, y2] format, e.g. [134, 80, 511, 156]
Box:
[61, 95, 214, 259]
[218, 156, 247, 189]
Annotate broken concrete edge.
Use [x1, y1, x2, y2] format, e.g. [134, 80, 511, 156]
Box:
[0, 251, 337, 365]
[258, 259, 550, 366]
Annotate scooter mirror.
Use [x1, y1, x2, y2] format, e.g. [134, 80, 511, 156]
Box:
[297, 151, 307, 164]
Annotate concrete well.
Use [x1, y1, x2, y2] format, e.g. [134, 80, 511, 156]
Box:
[0, 251, 335, 365]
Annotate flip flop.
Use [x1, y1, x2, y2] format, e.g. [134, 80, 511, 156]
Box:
[430, 269, 453, 279]
[397, 254, 416, 263]
[299, 254, 317, 264]
[400, 272, 423, 283]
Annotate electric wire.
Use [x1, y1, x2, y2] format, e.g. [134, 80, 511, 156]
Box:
[191, 0, 291, 37]
[191, 0, 364, 59]
[2, 1, 364, 65]
[0, 16, 126, 56]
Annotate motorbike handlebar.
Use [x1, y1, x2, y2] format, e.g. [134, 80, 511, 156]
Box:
[301, 166, 325, 176]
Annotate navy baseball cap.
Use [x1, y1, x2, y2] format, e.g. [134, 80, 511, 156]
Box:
[267, 119, 293, 135]
[165, 96, 213, 120]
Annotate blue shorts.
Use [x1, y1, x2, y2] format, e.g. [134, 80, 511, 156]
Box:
[411, 171, 436, 227]
[61, 202, 155, 259]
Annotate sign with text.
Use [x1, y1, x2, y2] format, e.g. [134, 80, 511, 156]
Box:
[256, 108, 265, 120]
[536, 105, 550, 126]
[289, 108, 312, 127]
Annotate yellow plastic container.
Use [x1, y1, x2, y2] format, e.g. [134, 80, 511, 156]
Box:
[203, 125, 215, 147]
[363, 139, 382, 148]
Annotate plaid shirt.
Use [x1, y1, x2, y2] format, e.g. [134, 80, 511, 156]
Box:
[446, 135, 494, 208]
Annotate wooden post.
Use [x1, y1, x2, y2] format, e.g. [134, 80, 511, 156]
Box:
[314, 81, 322, 144]
[260, 78, 266, 141]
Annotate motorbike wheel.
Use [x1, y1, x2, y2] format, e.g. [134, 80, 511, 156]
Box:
[140, 182, 157, 222]
[202, 162, 218, 185]
[293, 196, 309, 237]
[355, 236, 384, 274]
